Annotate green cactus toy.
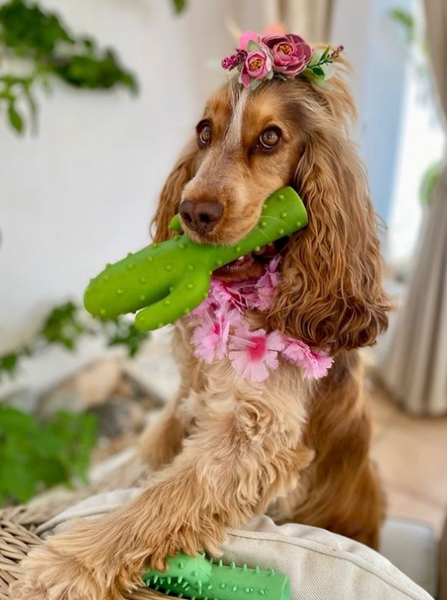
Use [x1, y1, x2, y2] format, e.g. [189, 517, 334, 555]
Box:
[84, 187, 307, 332]
[142, 553, 290, 600]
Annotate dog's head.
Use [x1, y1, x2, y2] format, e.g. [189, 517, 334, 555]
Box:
[152, 56, 390, 353]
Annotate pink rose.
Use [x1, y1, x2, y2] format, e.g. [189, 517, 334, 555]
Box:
[240, 47, 273, 88]
[262, 34, 312, 77]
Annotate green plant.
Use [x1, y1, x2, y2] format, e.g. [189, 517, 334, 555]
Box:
[172, 0, 188, 13]
[0, 404, 97, 506]
[0, 0, 137, 134]
[0, 300, 148, 505]
[0, 300, 149, 382]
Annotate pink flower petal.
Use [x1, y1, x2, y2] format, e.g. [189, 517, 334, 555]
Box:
[191, 307, 231, 363]
[239, 31, 260, 51]
[266, 330, 286, 351]
[282, 338, 333, 379]
[229, 328, 282, 382]
[305, 352, 333, 379]
[240, 67, 252, 88]
[244, 359, 271, 382]
[229, 349, 271, 382]
[190, 294, 214, 319]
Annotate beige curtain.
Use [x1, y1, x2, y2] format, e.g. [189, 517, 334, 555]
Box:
[380, 0, 447, 416]
[279, 0, 334, 41]
[226, 0, 334, 42]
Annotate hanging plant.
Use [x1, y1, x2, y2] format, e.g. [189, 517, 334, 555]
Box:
[0, 300, 150, 383]
[0, 0, 138, 134]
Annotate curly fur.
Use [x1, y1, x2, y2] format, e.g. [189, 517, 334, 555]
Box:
[12, 51, 390, 600]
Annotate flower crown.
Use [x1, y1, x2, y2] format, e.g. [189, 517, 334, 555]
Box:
[222, 31, 344, 91]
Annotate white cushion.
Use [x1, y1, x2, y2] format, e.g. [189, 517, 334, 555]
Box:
[381, 518, 438, 598]
[38, 489, 434, 600]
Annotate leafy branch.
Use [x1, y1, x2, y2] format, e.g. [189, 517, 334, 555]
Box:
[0, 0, 137, 134]
[302, 45, 344, 85]
[0, 300, 150, 382]
[0, 404, 97, 506]
[172, 0, 188, 14]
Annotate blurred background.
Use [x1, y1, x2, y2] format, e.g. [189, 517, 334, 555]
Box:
[0, 0, 446, 593]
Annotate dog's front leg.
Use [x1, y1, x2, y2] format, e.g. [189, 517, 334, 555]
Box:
[12, 381, 313, 600]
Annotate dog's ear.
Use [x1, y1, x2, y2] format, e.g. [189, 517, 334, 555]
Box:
[151, 142, 198, 243]
[268, 75, 390, 353]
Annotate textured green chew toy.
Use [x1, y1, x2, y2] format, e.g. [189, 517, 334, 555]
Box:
[142, 553, 290, 600]
[84, 187, 307, 331]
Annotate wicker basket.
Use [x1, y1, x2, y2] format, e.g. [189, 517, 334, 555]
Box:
[0, 454, 166, 600]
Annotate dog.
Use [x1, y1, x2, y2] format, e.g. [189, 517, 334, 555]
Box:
[13, 50, 390, 600]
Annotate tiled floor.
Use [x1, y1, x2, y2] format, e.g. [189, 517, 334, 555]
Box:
[370, 383, 447, 536]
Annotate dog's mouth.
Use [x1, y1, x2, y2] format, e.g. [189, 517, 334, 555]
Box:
[214, 243, 278, 283]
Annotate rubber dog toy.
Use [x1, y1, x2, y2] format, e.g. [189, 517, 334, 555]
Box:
[84, 187, 307, 332]
[142, 553, 290, 600]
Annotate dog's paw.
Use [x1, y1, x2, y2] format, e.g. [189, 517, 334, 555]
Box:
[10, 540, 124, 600]
[10, 579, 50, 600]
[145, 517, 226, 571]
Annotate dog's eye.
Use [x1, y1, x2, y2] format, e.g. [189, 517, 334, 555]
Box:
[259, 128, 280, 149]
[197, 122, 212, 147]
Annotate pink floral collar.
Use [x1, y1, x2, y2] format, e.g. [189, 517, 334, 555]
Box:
[188, 257, 333, 382]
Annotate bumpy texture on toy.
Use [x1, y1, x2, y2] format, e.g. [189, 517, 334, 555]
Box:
[84, 187, 307, 332]
[143, 553, 290, 600]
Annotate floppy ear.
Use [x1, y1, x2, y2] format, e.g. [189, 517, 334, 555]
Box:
[267, 75, 390, 353]
[151, 142, 198, 243]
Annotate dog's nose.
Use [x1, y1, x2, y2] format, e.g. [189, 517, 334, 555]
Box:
[179, 200, 223, 234]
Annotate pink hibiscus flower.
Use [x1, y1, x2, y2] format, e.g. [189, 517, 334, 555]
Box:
[282, 338, 333, 379]
[229, 329, 285, 382]
[250, 255, 281, 310]
[191, 308, 231, 364]
[211, 279, 251, 313]
[189, 293, 215, 320]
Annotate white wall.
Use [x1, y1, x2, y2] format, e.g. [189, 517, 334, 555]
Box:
[0, 0, 277, 396]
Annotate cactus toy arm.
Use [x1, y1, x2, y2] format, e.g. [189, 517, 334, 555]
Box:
[135, 270, 211, 330]
[143, 553, 290, 600]
[84, 187, 308, 332]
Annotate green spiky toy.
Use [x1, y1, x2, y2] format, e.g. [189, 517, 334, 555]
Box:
[84, 187, 307, 331]
[143, 553, 290, 600]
